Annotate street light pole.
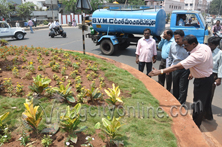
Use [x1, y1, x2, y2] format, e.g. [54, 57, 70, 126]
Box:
[51, 0, 54, 21]
[219, 0, 222, 16]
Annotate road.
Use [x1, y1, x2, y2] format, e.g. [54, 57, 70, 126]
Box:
[5, 27, 222, 146]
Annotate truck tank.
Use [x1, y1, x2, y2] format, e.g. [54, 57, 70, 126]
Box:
[92, 8, 166, 36]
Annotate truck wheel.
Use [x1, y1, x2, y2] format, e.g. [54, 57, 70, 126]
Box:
[15, 32, 24, 40]
[100, 39, 116, 55]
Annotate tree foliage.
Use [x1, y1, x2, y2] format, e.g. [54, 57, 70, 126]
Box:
[209, 0, 222, 15]
[89, 0, 103, 13]
[61, 0, 79, 14]
[17, 2, 35, 20]
[0, 0, 13, 19]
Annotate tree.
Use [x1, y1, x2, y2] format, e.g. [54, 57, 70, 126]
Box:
[17, 2, 36, 20]
[0, 0, 13, 19]
[89, 0, 103, 13]
[209, 0, 222, 15]
[61, 0, 80, 14]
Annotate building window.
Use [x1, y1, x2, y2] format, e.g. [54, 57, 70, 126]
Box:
[185, 3, 188, 6]
[190, 4, 193, 6]
[169, 5, 171, 8]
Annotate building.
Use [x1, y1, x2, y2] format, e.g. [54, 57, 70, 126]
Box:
[22, 0, 59, 21]
[145, 0, 184, 15]
[184, 0, 208, 12]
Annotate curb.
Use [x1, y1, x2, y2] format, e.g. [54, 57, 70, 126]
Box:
[23, 24, 71, 31]
[66, 49, 210, 147]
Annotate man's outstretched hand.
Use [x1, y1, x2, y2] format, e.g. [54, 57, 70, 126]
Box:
[148, 67, 161, 77]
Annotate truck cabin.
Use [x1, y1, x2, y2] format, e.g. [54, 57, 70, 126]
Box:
[170, 10, 208, 44]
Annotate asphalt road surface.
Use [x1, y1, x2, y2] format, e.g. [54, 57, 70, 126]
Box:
[5, 27, 222, 145]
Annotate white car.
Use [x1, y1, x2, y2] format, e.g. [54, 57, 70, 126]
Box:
[0, 21, 26, 40]
[206, 17, 212, 23]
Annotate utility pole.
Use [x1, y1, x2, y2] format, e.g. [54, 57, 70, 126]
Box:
[219, 0, 222, 16]
[51, 0, 55, 21]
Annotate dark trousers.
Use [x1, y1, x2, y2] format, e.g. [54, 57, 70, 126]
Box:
[192, 74, 214, 127]
[172, 69, 190, 104]
[138, 62, 152, 76]
[158, 58, 172, 92]
[203, 73, 218, 120]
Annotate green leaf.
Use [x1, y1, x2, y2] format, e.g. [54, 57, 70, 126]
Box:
[66, 95, 76, 103]
[70, 133, 78, 144]
[75, 126, 87, 133]
[94, 122, 101, 129]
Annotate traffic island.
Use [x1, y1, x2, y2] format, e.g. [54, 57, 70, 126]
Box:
[0, 46, 209, 146]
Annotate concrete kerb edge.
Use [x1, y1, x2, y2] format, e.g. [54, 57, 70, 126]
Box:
[63, 49, 209, 147]
[23, 24, 71, 31]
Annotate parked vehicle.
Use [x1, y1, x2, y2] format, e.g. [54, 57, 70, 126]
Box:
[0, 21, 26, 40]
[206, 17, 212, 23]
[86, 7, 209, 55]
[49, 26, 66, 38]
[85, 15, 92, 26]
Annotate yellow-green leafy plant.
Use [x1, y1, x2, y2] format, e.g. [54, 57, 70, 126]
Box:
[86, 74, 93, 81]
[53, 74, 59, 81]
[22, 56, 27, 62]
[38, 65, 43, 71]
[74, 76, 82, 84]
[0, 112, 9, 131]
[45, 86, 56, 97]
[61, 67, 66, 76]
[22, 100, 43, 132]
[52, 63, 60, 72]
[25, 72, 32, 80]
[69, 70, 78, 79]
[72, 63, 79, 69]
[58, 57, 62, 62]
[52, 83, 75, 103]
[16, 82, 24, 95]
[75, 83, 82, 92]
[50, 60, 55, 67]
[0, 39, 8, 47]
[95, 116, 123, 145]
[64, 59, 72, 67]
[27, 64, 35, 73]
[41, 135, 53, 147]
[7, 85, 15, 96]
[2, 78, 12, 88]
[63, 52, 69, 58]
[61, 76, 66, 82]
[86, 85, 102, 103]
[45, 50, 49, 56]
[53, 55, 58, 60]
[67, 80, 73, 85]
[60, 103, 87, 144]
[29, 75, 51, 94]
[104, 84, 123, 105]
[12, 66, 19, 77]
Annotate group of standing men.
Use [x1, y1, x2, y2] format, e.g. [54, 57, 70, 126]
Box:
[136, 28, 222, 128]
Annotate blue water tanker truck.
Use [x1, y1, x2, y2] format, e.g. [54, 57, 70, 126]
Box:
[86, 7, 210, 55]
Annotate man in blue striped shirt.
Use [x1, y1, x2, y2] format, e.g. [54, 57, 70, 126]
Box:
[158, 29, 174, 92]
[168, 30, 190, 104]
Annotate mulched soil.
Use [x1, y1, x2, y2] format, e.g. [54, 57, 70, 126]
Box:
[0, 46, 128, 147]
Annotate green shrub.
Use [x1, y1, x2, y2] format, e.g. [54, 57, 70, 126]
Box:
[43, 20, 48, 25]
